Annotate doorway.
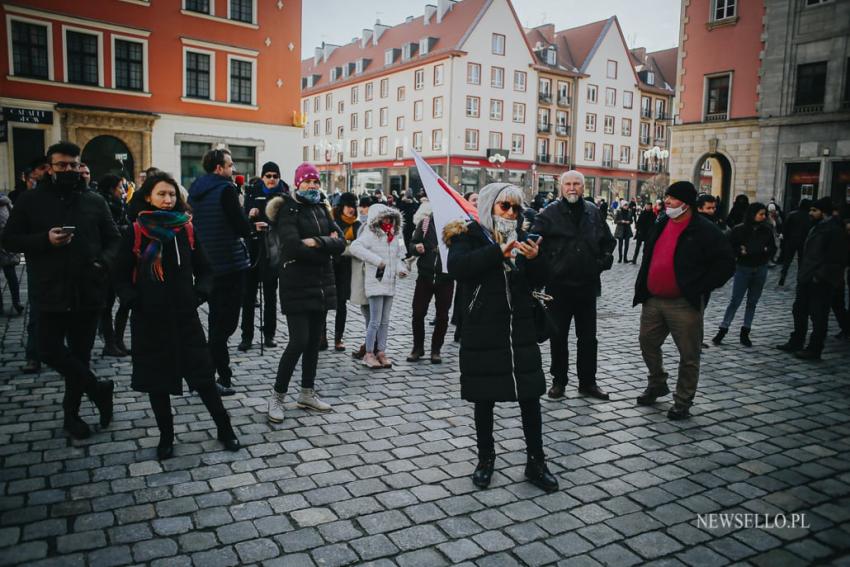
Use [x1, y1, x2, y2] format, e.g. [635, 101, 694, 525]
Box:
[784, 162, 821, 211]
[11, 127, 45, 184]
[693, 153, 732, 215]
[82, 135, 135, 183]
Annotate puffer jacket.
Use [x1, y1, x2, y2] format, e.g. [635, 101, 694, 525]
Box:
[349, 204, 407, 297]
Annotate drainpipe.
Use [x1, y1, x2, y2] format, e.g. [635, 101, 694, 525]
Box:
[446, 55, 455, 181]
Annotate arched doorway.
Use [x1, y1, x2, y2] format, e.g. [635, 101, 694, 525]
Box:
[82, 135, 135, 184]
[693, 153, 733, 216]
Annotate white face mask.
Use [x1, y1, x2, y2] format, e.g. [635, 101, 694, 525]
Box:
[666, 204, 688, 219]
[492, 215, 518, 242]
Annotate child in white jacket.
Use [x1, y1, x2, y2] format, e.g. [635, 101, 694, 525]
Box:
[349, 203, 408, 369]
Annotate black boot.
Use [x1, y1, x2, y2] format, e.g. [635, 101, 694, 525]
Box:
[199, 385, 241, 452]
[472, 453, 495, 488]
[237, 338, 252, 352]
[89, 379, 114, 428]
[525, 454, 558, 492]
[740, 327, 752, 347]
[149, 393, 174, 459]
[711, 328, 727, 345]
[63, 414, 91, 440]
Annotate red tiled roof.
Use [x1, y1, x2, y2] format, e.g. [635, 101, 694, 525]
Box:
[649, 47, 678, 89]
[630, 46, 678, 94]
[555, 18, 610, 72]
[524, 24, 581, 77]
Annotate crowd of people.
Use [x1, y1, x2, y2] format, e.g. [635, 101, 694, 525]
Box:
[1, 141, 848, 493]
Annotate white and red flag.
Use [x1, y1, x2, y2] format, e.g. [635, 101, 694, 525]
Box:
[411, 149, 478, 271]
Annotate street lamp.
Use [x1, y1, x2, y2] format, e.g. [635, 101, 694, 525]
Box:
[642, 146, 669, 172]
[487, 153, 506, 167]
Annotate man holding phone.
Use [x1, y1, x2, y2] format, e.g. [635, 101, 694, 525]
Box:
[4, 141, 120, 439]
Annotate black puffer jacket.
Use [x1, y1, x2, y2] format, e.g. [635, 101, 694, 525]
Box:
[410, 215, 452, 284]
[798, 217, 846, 288]
[445, 220, 546, 403]
[729, 222, 777, 267]
[267, 194, 345, 314]
[3, 176, 121, 311]
[634, 208, 657, 241]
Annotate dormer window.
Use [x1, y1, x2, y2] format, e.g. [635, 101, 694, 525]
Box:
[384, 48, 398, 66]
[402, 42, 418, 61]
[330, 68, 339, 82]
[342, 65, 350, 79]
[355, 58, 370, 74]
[419, 37, 436, 56]
[546, 47, 556, 66]
[646, 71, 655, 86]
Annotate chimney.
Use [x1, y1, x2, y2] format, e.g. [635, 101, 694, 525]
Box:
[373, 20, 390, 45]
[314, 45, 322, 65]
[424, 4, 436, 25]
[322, 43, 339, 62]
[632, 47, 647, 62]
[405, 16, 413, 23]
[436, 0, 452, 23]
[361, 28, 373, 48]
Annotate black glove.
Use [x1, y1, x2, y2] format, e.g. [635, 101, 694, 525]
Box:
[598, 254, 614, 272]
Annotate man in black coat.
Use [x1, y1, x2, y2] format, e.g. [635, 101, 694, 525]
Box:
[631, 202, 657, 264]
[532, 170, 616, 401]
[776, 198, 847, 359]
[3, 141, 120, 439]
[633, 181, 735, 420]
[778, 199, 812, 287]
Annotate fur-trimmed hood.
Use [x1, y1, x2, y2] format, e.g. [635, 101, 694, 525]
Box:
[265, 193, 331, 223]
[366, 203, 403, 235]
[443, 219, 472, 246]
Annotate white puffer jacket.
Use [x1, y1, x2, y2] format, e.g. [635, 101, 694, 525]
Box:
[349, 204, 407, 297]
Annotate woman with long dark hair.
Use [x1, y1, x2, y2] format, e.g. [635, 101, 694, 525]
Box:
[113, 172, 240, 459]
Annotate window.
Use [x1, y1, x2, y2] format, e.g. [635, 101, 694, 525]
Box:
[556, 110, 568, 129]
[384, 50, 395, 66]
[185, 51, 211, 99]
[229, 58, 253, 104]
[466, 96, 480, 118]
[646, 71, 655, 86]
[350, 113, 358, 130]
[538, 138, 550, 160]
[467, 63, 481, 85]
[303, 146, 309, 161]
[465, 129, 479, 151]
[322, 118, 330, 135]
[432, 129, 443, 151]
[302, 99, 308, 114]
[396, 116, 405, 131]
[402, 42, 417, 61]
[514, 70, 527, 92]
[605, 88, 616, 107]
[230, 0, 253, 23]
[313, 97, 319, 112]
[413, 131, 423, 151]
[623, 91, 633, 109]
[365, 82, 373, 101]
[395, 146, 404, 159]
[11, 20, 50, 79]
[114, 38, 144, 91]
[602, 144, 613, 166]
[585, 113, 597, 132]
[537, 108, 550, 127]
[545, 47, 556, 66]
[338, 100, 344, 114]
[434, 64, 444, 86]
[620, 146, 630, 164]
[488, 131, 502, 149]
[185, 0, 210, 13]
[490, 99, 503, 120]
[511, 134, 524, 154]
[655, 99, 667, 119]
[621, 118, 632, 137]
[555, 140, 566, 160]
[180, 141, 209, 188]
[380, 78, 389, 98]
[640, 122, 650, 144]
[397, 86, 405, 101]
[414, 100, 423, 121]
[433, 97, 443, 118]
[379, 136, 388, 155]
[806, 0, 831, 5]
[655, 123, 666, 141]
[364, 138, 373, 157]
[325, 93, 333, 109]
[313, 121, 320, 136]
[607, 60, 617, 79]
[492, 33, 505, 55]
[539, 77, 551, 96]
[66, 30, 100, 85]
[794, 62, 827, 111]
[379, 107, 388, 127]
[604, 115, 615, 134]
[584, 142, 595, 161]
[705, 74, 730, 119]
[350, 139, 358, 157]
[312, 146, 319, 161]
[557, 81, 571, 103]
[364, 110, 372, 129]
[512, 102, 526, 123]
[337, 125, 344, 139]
[712, 0, 736, 21]
[491, 66, 504, 89]
[587, 84, 598, 103]
[414, 68, 425, 90]
[351, 86, 359, 104]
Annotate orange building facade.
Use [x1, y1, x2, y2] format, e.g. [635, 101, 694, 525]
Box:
[1, 0, 303, 190]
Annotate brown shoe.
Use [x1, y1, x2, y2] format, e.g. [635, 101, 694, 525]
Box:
[334, 340, 345, 352]
[406, 348, 424, 362]
[547, 384, 565, 399]
[363, 352, 382, 369]
[376, 352, 392, 368]
[352, 344, 366, 360]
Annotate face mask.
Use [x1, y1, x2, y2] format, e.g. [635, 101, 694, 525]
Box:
[492, 215, 518, 241]
[53, 171, 81, 188]
[297, 189, 321, 204]
[666, 204, 688, 219]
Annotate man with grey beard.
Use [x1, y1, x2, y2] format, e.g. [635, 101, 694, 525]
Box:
[532, 171, 616, 401]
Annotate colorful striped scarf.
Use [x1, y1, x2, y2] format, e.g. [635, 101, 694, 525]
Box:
[136, 210, 191, 282]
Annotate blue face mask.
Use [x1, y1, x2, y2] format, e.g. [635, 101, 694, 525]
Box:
[297, 189, 322, 204]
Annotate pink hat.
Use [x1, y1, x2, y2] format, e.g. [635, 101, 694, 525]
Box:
[294, 162, 320, 188]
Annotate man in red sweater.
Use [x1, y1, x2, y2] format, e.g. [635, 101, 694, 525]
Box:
[632, 181, 735, 419]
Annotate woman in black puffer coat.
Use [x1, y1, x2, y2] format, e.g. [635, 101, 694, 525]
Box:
[264, 163, 345, 423]
[445, 182, 557, 493]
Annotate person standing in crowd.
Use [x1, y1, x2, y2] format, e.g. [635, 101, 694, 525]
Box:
[4, 141, 119, 438]
[776, 198, 847, 359]
[398, 191, 419, 258]
[113, 172, 240, 460]
[445, 183, 557, 492]
[79, 164, 93, 190]
[97, 174, 131, 357]
[696, 193, 727, 230]
[408, 205, 453, 364]
[631, 202, 656, 264]
[265, 163, 344, 422]
[834, 217, 850, 340]
[328, 192, 361, 351]
[614, 202, 634, 263]
[766, 203, 783, 264]
[350, 204, 408, 369]
[238, 162, 289, 351]
[350, 195, 374, 360]
[712, 203, 776, 347]
[634, 181, 735, 419]
[532, 170, 615, 401]
[10, 157, 49, 204]
[187, 149, 251, 396]
[726, 194, 750, 229]
[778, 199, 812, 287]
[0, 194, 23, 316]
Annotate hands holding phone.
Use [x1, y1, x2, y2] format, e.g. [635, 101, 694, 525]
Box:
[49, 226, 74, 247]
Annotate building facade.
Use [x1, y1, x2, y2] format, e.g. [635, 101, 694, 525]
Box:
[1, 0, 303, 191]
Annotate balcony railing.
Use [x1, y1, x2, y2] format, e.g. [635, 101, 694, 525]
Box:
[602, 159, 613, 168]
[555, 125, 570, 136]
[705, 112, 728, 122]
[557, 96, 572, 107]
[655, 111, 670, 120]
[537, 153, 551, 163]
[639, 136, 650, 145]
[639, 162, 649, 172]
[654, 137, 666, 145]
[641, 108, 652, 118]
[538, 93, 552, 104]
[554, 155, 568, 165]
[537, 123, 551, 133]
[793, 103, 824, 114]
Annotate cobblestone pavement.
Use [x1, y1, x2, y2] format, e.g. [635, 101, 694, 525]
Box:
[1, 256, 849, 567]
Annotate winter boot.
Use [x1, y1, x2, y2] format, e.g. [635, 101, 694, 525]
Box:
[711, 328, 727, 346]
[472, 453, 496, 488]
[267, 390, 286, 423]
[352, 344, 366, 360]
[525, 454, 558, 492]
[740, 327, 752, 347]
[296, 388, 332, 412]
[89, 379, 114, 428]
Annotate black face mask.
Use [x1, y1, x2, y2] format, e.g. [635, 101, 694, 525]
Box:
[52, 171, 81, 188]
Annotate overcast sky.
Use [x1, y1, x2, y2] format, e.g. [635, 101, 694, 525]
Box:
[301, 0, 681, 58]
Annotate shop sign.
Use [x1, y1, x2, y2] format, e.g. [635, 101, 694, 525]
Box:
[2, 106, 54, 125]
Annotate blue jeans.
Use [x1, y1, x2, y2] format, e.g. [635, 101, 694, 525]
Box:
[366, 296, 393, 353]
[721, 265, 768, 330]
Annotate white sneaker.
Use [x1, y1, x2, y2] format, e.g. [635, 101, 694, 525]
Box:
[267, 390, 286, 423]
[296, 388, 332, 412]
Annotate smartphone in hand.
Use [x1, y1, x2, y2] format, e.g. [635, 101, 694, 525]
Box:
[375, 266, 385, 281]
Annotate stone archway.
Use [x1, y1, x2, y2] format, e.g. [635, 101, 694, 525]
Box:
[82, 135, 135, 182]
[692, 152, 734, 216]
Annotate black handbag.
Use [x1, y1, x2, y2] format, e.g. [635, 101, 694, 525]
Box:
[531, 290, 558, 344]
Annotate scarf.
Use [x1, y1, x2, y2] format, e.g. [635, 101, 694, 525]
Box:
[136, 210, 191, 282]
[339, 212, 359, 241]
[380, 220, 395, 243]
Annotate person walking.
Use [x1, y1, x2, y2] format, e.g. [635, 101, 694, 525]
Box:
[113, 172, 240, 459]
[711, 203, 776, 347]
[634, 181, 735, 419]
[265, 163, 344, 422]
[96, 174, 131, 357]
[614, 204, 634, 263]
[0, 194, 23, 316]
[778, 199, 812, 287]
[349, 204, 409, 369]
[187, 149, 252, 396]
[238, 162, 289, 351]
[631, 202, 656, 264]
[3, 141, 119, 438]
[445, 182, 557, 492]
[531, 170, 616, 401]
[329, 192, 361, 351]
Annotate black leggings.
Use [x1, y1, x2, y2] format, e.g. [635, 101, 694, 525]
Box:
[474, 398, 543, 460]
[617, 237, 630, 261]
[275, 311, 324, 393]
[148, 384, 233, 446]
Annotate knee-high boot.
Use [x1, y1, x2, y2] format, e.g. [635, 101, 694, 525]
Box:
[149, 393, 174, 459]
[197, 385, 241, 451]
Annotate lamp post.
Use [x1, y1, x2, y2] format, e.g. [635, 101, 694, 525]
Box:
[488, 153, 506, 183]
[641, 146, 669, 173]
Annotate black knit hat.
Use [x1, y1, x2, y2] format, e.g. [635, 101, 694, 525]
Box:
[261, 161, 281, 177]
[338, 192, 358, 208]
[665, 181, 697, 206]
[358, 195, 373, 207]
[812, 197, 833, 215]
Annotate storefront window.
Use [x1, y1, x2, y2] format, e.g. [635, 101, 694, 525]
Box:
[353, 170, 383, 195]
[229, 144, 256, 180]
[584, 176, 596, 197]
[785, 162, 820, 210]
[180, 141, 210, 188]
[461, 167, 480, 193]
[486, 168, 506, 184]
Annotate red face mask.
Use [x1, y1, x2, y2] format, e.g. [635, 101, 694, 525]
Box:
[379, 219, 395, 242]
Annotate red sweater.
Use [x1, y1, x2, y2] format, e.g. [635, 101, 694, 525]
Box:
[648, 216, 691, 298]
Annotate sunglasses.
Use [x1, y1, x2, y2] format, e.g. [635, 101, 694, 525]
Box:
[497, 202, 523, 214]
[263, 173, 280, 179]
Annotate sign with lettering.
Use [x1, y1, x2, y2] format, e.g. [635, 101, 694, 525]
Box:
[2, 107, 54, 125]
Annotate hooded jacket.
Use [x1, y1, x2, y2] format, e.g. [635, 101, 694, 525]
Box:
[349, 204, 407, 297]
[798, 216, 846, 288]
[187, 173, 250, 275]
